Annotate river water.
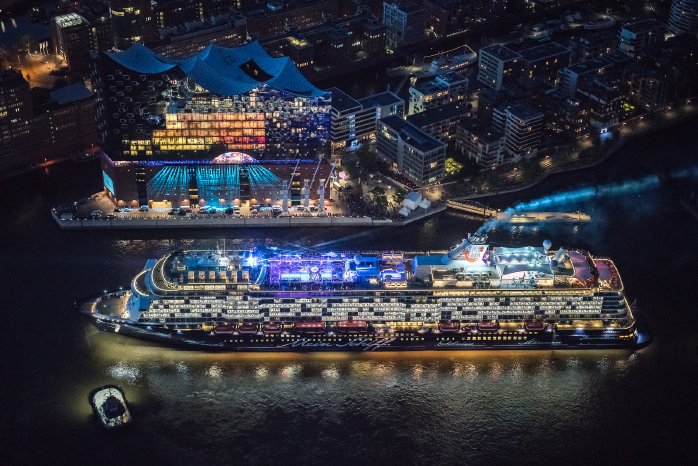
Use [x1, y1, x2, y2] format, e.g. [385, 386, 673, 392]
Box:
[1, 119, 698, 465]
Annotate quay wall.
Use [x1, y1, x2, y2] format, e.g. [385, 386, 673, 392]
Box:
[52, 205, 448, 230]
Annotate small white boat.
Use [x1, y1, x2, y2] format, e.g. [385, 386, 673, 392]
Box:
[90, 385, 132, 430]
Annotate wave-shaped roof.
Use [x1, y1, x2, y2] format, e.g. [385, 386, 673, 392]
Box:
[105, 41, 327, 97]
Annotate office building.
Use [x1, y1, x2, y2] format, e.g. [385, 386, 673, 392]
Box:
[477, 44, 520, 90]
[618, 19, 666, 57]
[52, 13, 93, 74]
[329, 88, 404, 154]
[90, 41, 332, 206]
[516, 42, 570, 84]
[492, 104, 544, 161]
[408, 71, 468, 115]
[407, 101, 468, 143]
[377, 115, 445, 185]
[1, 71, 98, 173]
[575, 75, 623, 129]
[457, 118, 504, 168]
[110, 0, 156, 49]
[383, 0, 426, 51]
[668, 0, 698, 36]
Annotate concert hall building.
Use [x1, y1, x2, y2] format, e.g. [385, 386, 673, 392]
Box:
[90, 41, 332, 207]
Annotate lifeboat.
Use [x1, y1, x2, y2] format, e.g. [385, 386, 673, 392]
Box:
[439, 320, 460, 333]
[213, 322, 236, 334]
[477, 320, 499, 331]
[237, 323, 259, 334]
[262, 322, 282, 334]
[524, 320, 546, 331]
[293, 321, 326, 334]
[335, 320, 369, 333]
[438, 321, 460, 333]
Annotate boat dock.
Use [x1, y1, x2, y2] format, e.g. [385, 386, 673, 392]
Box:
[446, 200, 497, 217]
[446, 200, 591, 223]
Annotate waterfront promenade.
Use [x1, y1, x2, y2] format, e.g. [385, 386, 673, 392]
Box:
[51, 204, 446, 230]
[454, 101, 698, 201]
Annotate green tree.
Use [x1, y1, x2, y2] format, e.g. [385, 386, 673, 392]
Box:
[370, 186, 388, 214]
[391, 189, 405, 206]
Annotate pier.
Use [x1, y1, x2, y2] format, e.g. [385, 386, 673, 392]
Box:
[446, 200, 590, 223]
[446, 200, 498, 217]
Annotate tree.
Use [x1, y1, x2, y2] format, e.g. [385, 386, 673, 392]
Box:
[391, 189, 405, 206]
[370, 186, 388, 214]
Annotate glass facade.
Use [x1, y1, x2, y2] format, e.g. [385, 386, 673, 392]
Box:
[92, 47, 331, 162]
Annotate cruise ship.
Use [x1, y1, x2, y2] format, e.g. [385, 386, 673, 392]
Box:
[79, 234, 648, 351]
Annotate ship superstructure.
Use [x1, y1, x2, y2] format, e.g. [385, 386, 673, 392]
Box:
[81, 235, 645, 351]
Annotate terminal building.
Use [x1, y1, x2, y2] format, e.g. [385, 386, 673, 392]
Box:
[90, 41, 332, 207]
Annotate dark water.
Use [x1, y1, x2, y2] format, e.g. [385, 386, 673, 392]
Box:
[2, 120, 698, 465]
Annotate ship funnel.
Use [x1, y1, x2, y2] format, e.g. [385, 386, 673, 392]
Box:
[552, 247, 567, 264]
[446, 233, 487, 260]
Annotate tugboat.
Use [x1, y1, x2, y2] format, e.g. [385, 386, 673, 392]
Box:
[89, 385, 132, 430]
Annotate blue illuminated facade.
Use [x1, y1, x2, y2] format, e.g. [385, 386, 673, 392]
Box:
[91, 42, 332, 206]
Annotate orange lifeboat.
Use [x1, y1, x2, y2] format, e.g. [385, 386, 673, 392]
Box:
[262, 322, 282, 334]
[237, 323, 259, 334]
[293, 321, 326, 334]
[524, 320, 546, 331]
[213, 322, 236, 334]
[335, 320, 369, 333]
[477, 320, 499, 331]
[438, 321, 460, 333]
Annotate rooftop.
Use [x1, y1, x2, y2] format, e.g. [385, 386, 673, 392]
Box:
[407, 102, 467, 127]
[49, 82, 93, 105]
[329, 87, 362, 113]
[0, 69, 27, 88]
[384, 0, 426, 13]
[480, 44, 520, 62]
[412, 72, 468, 94]
[517, 42, 569, 63]
[380, 115, 445, 153]
[621, 18, 666, 35]
[565, 55, 613, 74]
[505, 103, 544, 122]
[357, 91, 403, 109]
[54, 12, 86, 28]
[461, 118, 503, 144]
[104, 41, 326, 97]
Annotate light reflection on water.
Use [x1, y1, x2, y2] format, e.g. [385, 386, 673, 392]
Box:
[75, 333, 647, 464]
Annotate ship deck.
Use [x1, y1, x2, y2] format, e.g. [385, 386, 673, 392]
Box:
[140, 248, 624, 298]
